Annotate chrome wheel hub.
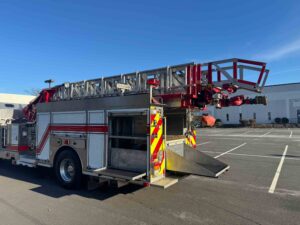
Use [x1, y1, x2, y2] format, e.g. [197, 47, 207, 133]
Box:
[59, 159, 75, 183]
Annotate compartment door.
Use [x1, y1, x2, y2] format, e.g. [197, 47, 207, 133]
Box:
[87, 111, 106, 169]
[36, 113, 50, 160]
[11, 124, 19, 146]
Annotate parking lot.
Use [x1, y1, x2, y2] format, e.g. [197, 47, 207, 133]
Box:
[197, 128, 300, 193]
[0, 128, 299, 225]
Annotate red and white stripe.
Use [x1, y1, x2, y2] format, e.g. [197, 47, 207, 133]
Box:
[36, 124, 108, 154]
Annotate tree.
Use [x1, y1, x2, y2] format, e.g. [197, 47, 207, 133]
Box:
[274, 117, 281, 124]
[24, 88, 41, 96]
[282, 117, 289, 124]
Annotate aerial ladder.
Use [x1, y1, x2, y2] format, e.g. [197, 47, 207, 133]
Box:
[23, 57, 268, 148]
[24, 58, 268, 120]
[3, 58, 269, 188]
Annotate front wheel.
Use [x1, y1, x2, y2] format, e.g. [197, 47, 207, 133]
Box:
[54, 150, 82, 189]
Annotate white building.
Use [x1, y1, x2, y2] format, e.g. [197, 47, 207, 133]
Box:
[201, 83, 300, 124]
[0, 93, 35, 124]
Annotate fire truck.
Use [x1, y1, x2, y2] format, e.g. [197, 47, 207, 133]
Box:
[0, 58, 269, 189]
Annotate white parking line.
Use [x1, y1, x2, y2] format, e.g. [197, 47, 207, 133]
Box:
[260, 131, 272, 137]
[200, 133, 294, 139]
[196, 141, 210, 146]
[201, 150, 300, 161]
[268, 145, 288, 194]
[214, 143, 247, 159]
[289, 131, 293, 138]
[242, 130, 252, 134]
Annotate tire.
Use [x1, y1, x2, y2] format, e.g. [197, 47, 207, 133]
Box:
[54, 150, 82, 189]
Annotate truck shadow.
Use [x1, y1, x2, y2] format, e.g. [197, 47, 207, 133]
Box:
[0, 160, 143, 201]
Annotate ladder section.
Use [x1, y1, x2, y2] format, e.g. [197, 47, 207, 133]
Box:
[52, 63, 191, 101]
[51, 58, 269, 102]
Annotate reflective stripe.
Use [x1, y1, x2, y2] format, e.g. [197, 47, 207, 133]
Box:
[185, 130, 197, 148]
[36, 125, 108, 154]
[150, 106, 165, 180]
[7, 145, 30, 152]
[151, 118, 163, 144]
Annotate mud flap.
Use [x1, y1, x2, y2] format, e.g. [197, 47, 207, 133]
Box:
[166, 144, 229, 178]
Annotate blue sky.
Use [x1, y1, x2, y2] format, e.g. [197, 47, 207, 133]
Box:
[1, 0, 300, 94]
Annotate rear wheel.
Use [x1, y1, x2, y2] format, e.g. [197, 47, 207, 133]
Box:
[55, 150, 82, 189]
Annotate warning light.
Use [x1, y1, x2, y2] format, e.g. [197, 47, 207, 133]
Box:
[147, 78, 160, 87]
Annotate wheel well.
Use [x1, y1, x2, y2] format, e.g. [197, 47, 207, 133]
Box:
[53, 146, 82, 169]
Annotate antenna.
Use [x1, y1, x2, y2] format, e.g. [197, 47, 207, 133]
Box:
[44, 79, 55, 88]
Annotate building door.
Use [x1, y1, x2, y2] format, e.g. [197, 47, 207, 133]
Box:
[297, 110, 300, 123]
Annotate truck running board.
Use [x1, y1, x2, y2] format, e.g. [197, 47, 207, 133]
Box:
[16, 155, 37, 168]
[95, 168, 146, 181]
[166, 145, 229, 178]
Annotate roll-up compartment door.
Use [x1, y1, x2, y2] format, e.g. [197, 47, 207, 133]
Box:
[87, 111, 106, 169]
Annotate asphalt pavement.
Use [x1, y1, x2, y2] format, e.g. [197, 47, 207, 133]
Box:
[0, 127, 299, 225]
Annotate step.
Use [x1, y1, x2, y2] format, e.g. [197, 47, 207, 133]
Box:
[95, 168, 146, 181]
[151, 176, 178, 189]
[19, 155, 37, 164]
[16, 155, 37, 167]
[16, 160, 36, 167]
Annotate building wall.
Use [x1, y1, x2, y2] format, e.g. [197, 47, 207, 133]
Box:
[200, 83, 300, 124]
[0, 93, 35, 110]
[0, 93, 35, 124]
